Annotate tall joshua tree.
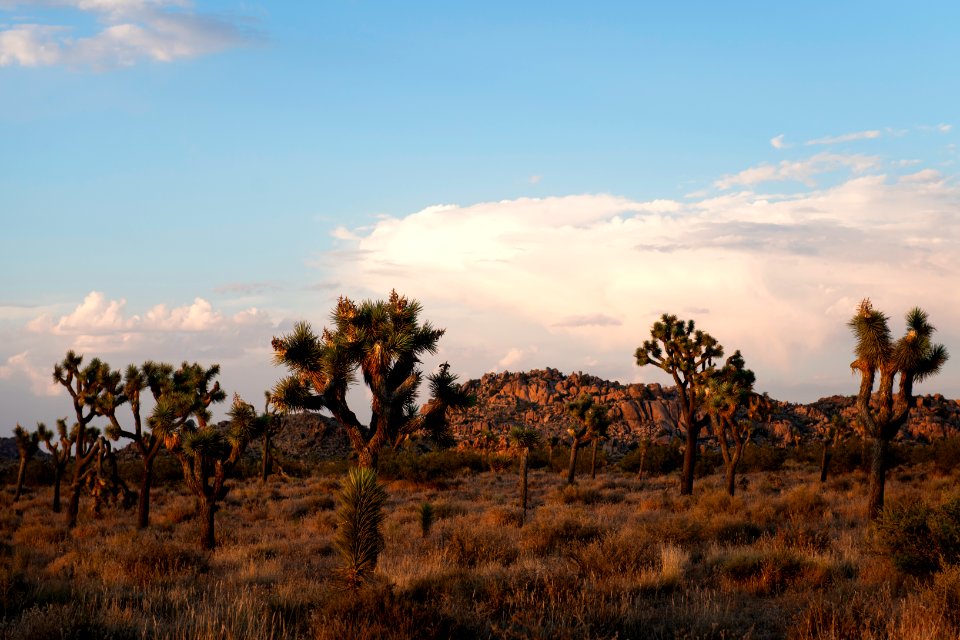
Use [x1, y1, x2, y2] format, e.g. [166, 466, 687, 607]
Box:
[38, 419, 73, 512]
[565, 395, 609, 485]
[103, 361, 194, 529]
[149, 364, 258, 550]
[704, 352, 767, 496]
[818, 414, 847, 483]
[635, 314, 722, 496]
[271, 291, 472, 469]
[12, 424, 40, 502]
[53, 351, 123, 527]
[849, 299, 948, 519]
[259, 391, 284, 483]
[509, 425, 540, 526]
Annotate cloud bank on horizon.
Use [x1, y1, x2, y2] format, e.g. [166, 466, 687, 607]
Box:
[0, 0, 255, 68]
[2, 132, 958, 432]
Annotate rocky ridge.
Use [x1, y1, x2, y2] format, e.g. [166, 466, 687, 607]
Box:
[447, 368, 960, 452]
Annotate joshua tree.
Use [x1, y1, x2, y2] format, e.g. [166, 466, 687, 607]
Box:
[565, 395, 609, 485]
[151, 365, 258, 550]
[102, 361, 186, 529]
[849, 299, 948, 520]
[635, 314, 723, 496]
[271, 291, 472, 469]
[38, 419, 73, 512]
[259, 391, 284, 483]
[509, 425, 541, 526]
[818, 414, 847, 483]
[12, 424, 40, 502]
[53, 351, 124, 527]
[704, 351, 762, 497]
[334, 466, 388, 588]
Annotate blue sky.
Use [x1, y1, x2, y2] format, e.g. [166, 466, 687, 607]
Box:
[1, 1, 959, 435]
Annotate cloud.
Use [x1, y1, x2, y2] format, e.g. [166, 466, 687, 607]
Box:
[528, 175, 543, 185]
[770, 134, 786, 149]
[714, 152, 880, 189]
[553, 314, 622, 328]
[0, 351, 60, 396]
[323, 162, 960, 402]
[939, 123, 953, 133]
[805, 130, 882, 146]
[0, 0, 256, 68]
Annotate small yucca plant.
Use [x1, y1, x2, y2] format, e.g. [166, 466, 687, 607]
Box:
[334, 466, 388, 588]
[419, 502, 434, 538]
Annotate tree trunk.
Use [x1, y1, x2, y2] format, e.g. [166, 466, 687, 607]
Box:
[566, 439, 580, 485]
[67, 481, 82, 528]
[680, 426, 697, 496]
[14, 458, 27, 502]
[357, 447, 377, 470]
[137, 462, 153, 529]
[819, 443, 832, 483]
[519, 449, 528, 527]
[725, 464, 736, 497]
[52, 465, 62, 513]
[199, 498, 217, 550]
[590, 440, 598, 479]
[867, 437, 888, 521]
[261, 433, 271, 483]
[636, 445, 647, 481]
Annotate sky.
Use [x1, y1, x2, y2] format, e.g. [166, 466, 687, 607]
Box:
[1, 1, 959, 436]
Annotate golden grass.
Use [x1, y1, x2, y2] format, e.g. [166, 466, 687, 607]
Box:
[1, 461, 959, 639]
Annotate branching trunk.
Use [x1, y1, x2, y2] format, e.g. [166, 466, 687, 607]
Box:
[819, 442, 832, 483]
[261, 432, 271, 483]
[199, 498, 216, 550]
[519, 448, 529, 526]
[13, 458, 28, 502]
[590, 440, 598, 479]
[680, 423, 697, 496]
[137, 462, 153, 530]
[52, 465, 62, 513]
[566, 439, 581, 485]
[867, 437, 888, 520]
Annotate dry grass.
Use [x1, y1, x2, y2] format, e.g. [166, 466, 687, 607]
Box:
[1, 459, 959, 639]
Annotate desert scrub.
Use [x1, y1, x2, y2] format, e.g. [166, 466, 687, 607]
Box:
[875, 494, 960, 575]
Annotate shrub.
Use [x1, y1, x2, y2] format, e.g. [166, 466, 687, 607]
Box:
[378, 450, 486, 483]
[875, 495, 960, 575]
[334, 467, 388, 587]
[618, 443, 683, 476]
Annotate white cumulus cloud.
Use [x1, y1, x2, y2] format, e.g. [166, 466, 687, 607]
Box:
[805, 130, 882, 146]
[0, 0, 256, 68]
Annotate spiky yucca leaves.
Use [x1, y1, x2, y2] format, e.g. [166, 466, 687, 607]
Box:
[334, 467, 388, 588]
[52, 351, 124, 527]
[849, 299, 949, 519]
[509, 426, 541, 526]
[12, 424, 40, 502]
[271, 291, 471, 469]
[635, 314, 723, 496]
[704, 351, 758, 497]
[37, 419, 73, 512]
[259, 391, 285, 483]
[565, 396, 609, 486]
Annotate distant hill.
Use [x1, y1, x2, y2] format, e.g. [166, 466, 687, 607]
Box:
[3, 369, 958, 462]
[447, 368, 960, 452]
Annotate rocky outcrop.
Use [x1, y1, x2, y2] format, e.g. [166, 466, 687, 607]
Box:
[448, 368, 960, 452]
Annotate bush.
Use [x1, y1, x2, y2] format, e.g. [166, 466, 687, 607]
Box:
[875, 495, 960, 575]
[740, 445, 787, 473]
[377, 450, 486, 483]
[618, 443, 683, 476]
